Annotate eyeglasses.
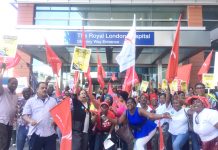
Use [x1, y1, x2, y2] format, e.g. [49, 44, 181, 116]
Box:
[195, 114, 199, 124]
[195, 87, 205, 89]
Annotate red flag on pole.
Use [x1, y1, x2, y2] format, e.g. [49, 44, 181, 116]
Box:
[166, 15, 181, 83]
[97, 54, 106, 89]
[0, 53, 21, 69]
[176, 64, 192, 85]
[82, 26, 86, 48]
[50, 98, 72, 150]
[159, 121, 165, 150]
[82, 26, 93, 94]
[45, 40, 62, 75]
[72, 71, 80, 93]
[122, 66, 139, 93]
[198, 49, 214, 81]
[108, 82, 114, 96]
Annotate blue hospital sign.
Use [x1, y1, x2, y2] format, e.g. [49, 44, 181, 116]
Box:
[64, 31, 154, 46]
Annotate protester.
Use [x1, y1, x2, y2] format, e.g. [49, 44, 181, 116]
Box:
[186, 96, 218, 150]
[72, 89, 92, 150]
[108, 97, 170, 150]
[187, 87, 195, 97]
[22, 82, 57, 150]
[0, 68, 18, 150]
[137, 93, 152, 112]
[92, 102, 115, 150]
[16, 87, 33, 150]
[152, 93, 172, 150]
[110, 91, 128, 117]
[167, 97, 190, 150]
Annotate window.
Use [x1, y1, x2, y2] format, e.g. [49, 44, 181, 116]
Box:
[35, 5, 187, 27]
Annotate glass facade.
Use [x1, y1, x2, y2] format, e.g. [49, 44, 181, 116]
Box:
[35, 5, 187, 27]
[203, 6, 218, 30]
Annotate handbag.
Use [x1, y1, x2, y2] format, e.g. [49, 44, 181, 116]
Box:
[116, 123, 134, 145]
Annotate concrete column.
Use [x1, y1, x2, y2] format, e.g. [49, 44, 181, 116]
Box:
[157, 60, 162, 85]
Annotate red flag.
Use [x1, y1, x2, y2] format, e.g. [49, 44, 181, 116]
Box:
[55, 77, 61, 97]
[82, 26, 86, 48]
[176, 64, 192, 85]
[122, 66, 139, 93]
[50, 98, 72, 150]
[198, 49, 214, 81]
[84, 67, 93, 94]
[159, 121, 165, 150]
[97, 54, 106, 89]
[45, 40, 62, 75]
[166, 15, 181, 83]
[111, 73, 117, 81]
[0, 53, 21, 69]
[72, 71, 80, 93]
[82, 27, 93, 94]
[108, 82, 114, 96]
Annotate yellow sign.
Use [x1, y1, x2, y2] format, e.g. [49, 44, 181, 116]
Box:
[162, 79, 168, 91]
[202, 73, 215, 89]
[71, 47, 91, 72]
[140, 80, 149, 92]
[170, 79, 178, 93]
[0, 35, 17, 57]
[180, 81, 187, 92]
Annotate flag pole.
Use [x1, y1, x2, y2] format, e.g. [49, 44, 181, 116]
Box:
[132, 14, 136, 92]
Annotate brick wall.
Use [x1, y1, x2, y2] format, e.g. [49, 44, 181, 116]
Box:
[17, 4, 34, 25]
[187, 5, 204, 88]
[14, 4, 34, 85]
[13, 50, 31, 79]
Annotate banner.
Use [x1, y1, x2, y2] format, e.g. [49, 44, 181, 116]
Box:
[202, 73, 215, 89]
[116, 15, 136, 72]
[71, 47, 91, 72]
[0, 35, 17, 57]
[140, 80, 149, 92]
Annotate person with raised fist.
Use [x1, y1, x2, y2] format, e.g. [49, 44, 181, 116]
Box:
[0, 63, 18, 150]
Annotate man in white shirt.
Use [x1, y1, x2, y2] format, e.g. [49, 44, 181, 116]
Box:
[23, 82, 57, 150]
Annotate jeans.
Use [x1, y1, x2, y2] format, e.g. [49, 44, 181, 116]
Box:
[94, 132, 115, 150]
[0, 123, 13, 150]
[172, 132, 189, 150]
[29, 133, 56, 150]
[72, 131, 89, 150]
[190, 131, 201, 150]
[16, 125, 28, 150]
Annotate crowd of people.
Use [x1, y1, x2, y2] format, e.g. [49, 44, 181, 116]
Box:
[0, 68, 218, 150]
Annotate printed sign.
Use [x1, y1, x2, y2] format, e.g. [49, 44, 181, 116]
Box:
[140, 80, 149, 92]
[202, 73, 215, 89]
[71, 47, 91, 72]
[65, 31, 154, 46]
[0, 35, 17, 57]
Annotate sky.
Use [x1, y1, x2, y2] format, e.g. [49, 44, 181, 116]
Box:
[0, 1, 17, 35]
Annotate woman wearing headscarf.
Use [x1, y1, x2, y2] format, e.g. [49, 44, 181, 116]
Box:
[108, 97, 171, 150]
[186, 96, 218, 150]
